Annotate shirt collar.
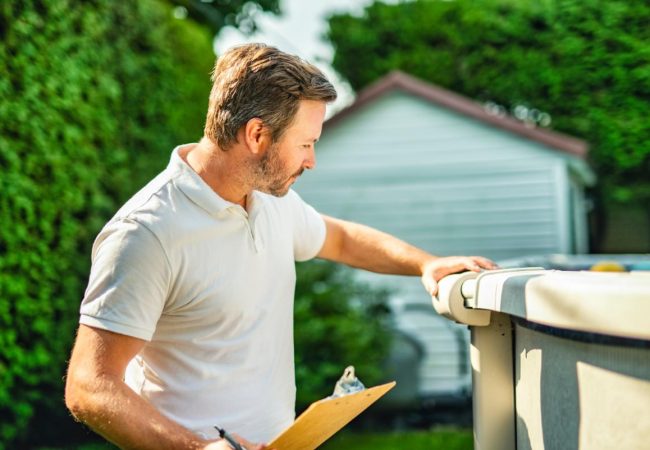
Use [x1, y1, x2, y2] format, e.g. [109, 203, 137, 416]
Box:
[168, 144, 266, 217]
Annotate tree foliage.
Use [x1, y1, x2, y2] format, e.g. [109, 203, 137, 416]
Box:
[0, 1, 214, 446]
[169, 0, 280, 34]
[326, 0, 650, 209]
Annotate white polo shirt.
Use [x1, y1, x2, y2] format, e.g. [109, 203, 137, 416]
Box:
[79, 144, 326, 442]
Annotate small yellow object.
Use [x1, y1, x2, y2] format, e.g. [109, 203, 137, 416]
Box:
[590, 261, 626, 272]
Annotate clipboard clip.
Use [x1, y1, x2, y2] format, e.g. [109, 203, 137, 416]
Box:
[331, 365, 366, 397]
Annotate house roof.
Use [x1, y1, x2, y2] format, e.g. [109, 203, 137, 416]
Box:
[325, 70, 589, 159]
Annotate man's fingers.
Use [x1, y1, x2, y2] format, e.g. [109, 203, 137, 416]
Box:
[231, 434, 265, 450]
[423, 278, 439, 297]
[422, 256, 498, 297]
[473, 256, 499, 269]
[464, 256, 498, 272]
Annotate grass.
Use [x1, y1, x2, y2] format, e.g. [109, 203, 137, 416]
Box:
[38, 444, 115, 450]
[320, 427, 473, 450]
[38, 427, 473, 450]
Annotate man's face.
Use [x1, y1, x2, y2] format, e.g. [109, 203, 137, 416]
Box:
[255, 100, 326, 197]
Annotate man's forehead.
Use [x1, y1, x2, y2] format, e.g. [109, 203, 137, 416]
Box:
[287, 101, 325, 135]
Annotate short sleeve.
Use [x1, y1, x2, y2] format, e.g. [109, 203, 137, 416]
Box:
[287, 190, 326, 262]
[79, 218, 171, 341]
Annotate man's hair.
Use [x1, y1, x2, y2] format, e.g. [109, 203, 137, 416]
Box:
[204, 43, 337, 150]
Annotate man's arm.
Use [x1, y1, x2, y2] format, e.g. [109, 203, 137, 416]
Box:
[65, 325, 262, 450]
[317, 215, 496, 296]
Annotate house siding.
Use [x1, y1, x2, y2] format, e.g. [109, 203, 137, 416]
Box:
[299, 91, 572, 261]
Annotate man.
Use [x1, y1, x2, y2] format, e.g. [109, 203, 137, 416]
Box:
[65, 43, 496, 449]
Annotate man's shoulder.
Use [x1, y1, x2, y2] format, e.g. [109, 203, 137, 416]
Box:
[98, 163, 230, 252]
[115, 167, 190, 222]
[93, 176, 181, 262]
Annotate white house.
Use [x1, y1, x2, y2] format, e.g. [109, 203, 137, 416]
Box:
[294, 71, 595, 402]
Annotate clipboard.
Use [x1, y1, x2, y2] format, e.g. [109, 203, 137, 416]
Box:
[268, 381, 396, 450]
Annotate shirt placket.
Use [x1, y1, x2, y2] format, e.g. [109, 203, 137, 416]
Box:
[229, 206, 260, 253]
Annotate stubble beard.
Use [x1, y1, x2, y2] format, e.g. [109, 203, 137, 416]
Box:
[254, 144, 303, 197]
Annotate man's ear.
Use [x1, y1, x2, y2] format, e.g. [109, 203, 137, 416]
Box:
[243, 118, 271, 155]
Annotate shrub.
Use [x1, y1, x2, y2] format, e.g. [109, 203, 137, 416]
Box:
[294, 260, 392, 412]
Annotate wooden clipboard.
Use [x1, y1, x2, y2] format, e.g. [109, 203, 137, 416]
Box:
[268, 381, 396, 450]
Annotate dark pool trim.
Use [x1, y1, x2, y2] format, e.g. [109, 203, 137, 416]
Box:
[511, 316, 650, 349]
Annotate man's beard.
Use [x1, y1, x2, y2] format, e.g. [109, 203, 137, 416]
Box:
[254, 144, 303, 197]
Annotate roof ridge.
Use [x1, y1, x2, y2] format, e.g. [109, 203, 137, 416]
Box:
[326, 70, 588, 158]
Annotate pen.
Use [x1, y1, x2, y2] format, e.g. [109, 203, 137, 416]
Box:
[214, 426, 245, 450]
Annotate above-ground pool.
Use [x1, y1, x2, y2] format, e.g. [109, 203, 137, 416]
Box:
[434, 255, 650, 450]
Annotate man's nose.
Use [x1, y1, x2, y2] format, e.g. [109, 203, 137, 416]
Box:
[304, 146, 316, 170]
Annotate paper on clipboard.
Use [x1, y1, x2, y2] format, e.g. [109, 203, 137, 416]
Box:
[268, 381, 396, 450]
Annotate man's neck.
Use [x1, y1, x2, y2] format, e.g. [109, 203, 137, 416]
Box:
[182, 138, 251, 208]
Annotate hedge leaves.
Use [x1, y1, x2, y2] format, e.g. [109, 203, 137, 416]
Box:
[0, 1, 213, 446]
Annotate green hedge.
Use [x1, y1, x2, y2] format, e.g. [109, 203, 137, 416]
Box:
[0, 1, 214, 446]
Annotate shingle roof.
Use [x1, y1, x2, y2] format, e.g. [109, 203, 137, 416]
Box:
[325, 70, 588, 159]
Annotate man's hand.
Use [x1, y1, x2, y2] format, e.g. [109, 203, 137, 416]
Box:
[421, 256, 497, 296]
[203, 434, 267, 450]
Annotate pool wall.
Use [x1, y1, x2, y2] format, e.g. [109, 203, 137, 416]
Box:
[435, 267, 650, 450]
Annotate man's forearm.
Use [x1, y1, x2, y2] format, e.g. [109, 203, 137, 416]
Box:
[317, 215, 497, 296]
[66, 372, 208, 450]
[318, 216, 435, 275]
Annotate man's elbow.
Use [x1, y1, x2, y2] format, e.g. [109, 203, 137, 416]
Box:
[65, 376, 83, 420]
[64, 369, 95, 422]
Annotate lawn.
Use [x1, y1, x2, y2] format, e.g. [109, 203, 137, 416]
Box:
[320, 427, 473, 450]
[39, 427, 473, 450]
